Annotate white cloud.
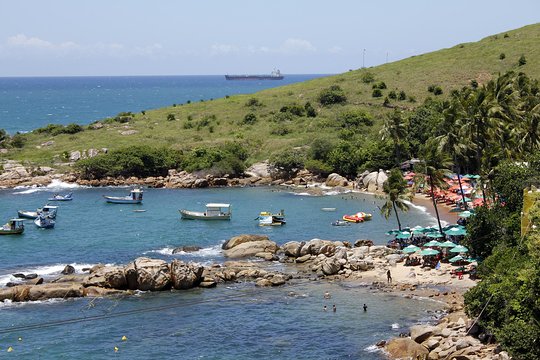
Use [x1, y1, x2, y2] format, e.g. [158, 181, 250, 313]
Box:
[210, 44, 238, 54]
[7, 34, 53, 48]
[4, 34, 163, 58]
[279, 38, 316, 53]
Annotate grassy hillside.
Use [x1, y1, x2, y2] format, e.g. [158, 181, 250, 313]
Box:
[3, 23, 540, 168]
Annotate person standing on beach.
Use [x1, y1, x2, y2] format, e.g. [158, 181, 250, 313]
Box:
[387, 269, 392, 283]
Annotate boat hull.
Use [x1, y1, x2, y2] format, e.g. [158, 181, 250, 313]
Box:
[225, 75, 283, 80]
[0, 228, 24, 235]
[104, 196, 142, 204]
[179, 209, 231, 220]
[18, 211, 38, 219]
[34, 218, 55, 229]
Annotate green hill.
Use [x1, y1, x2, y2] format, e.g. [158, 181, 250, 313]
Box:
[3, 23, 540, 168]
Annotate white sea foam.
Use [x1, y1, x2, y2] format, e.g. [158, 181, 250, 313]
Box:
[0, 262, 104, 287]
[364, 344, 382, 353]
[145, 245, 222, 258]
[404, 200, 449, 227]
[12, 179, 84, 195]
[0, 297, 66, 309]
[391, 323, 400, 329]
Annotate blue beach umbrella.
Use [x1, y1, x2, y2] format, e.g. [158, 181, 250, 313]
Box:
[449, 255, 466, 263]
[427, 232, 444, 238]
[458, 210, 474, 218]
[424, 240, 443, 247]
[396, 232, 412, 239]
[402, 245, 421, 253]
[419, 248, 440, 256]
[450, 245, 469, 253]
[439, 240, 457, 248]
[445, 227, 467, 236]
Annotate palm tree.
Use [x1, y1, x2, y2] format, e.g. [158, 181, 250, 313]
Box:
[381, 168, 412, 231]
[380, 109, 407, 166]
[418, 139, 453, 234]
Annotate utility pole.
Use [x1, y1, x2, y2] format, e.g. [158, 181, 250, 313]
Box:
[362, 49, 366, 68]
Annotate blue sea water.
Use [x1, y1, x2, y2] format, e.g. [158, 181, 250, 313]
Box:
[0, 185, 444, 359]
[0, 75, 326, 134]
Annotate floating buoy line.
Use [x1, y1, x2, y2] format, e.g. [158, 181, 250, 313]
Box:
[0, 279, 315, 336]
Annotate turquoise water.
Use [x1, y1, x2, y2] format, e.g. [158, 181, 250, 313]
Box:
[0, 185, 443, 358]
[0, 75, 326, 134]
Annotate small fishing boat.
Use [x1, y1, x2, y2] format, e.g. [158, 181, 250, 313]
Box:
[0, 219, 25, 235]
[180, 203, 231, 220]
[34, 214, 55, 229]
[48, 192, 73, 201]
[331, 220, 350, 226]
[321, 207, 337, 212]
[342, 212, 372, 223]
[256, 210, 286, 226]
[103, 189, 143, 204]
[17, 205, 58, 220]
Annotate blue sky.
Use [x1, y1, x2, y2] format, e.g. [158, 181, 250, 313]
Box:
[0, 0, 538, 76]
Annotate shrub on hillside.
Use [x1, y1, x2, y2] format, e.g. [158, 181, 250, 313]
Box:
[337, 109, 374, 128]
[398, 91, 407, 101]
[372, 89, 383, 98]
[304, 102, 317, 117]
[10, 133, 26, 148]
[271, 126, 291, 136]
[280, 103, 305, 117]
[388, 90, 397, 99]
[245, 98, 263, 107]
[242, 113, 257, 125]
[76, 146, 181, 179]
[360, 71, 375, 83]
[518, 55, 527, 66]
[34, 123, 84, 136]
[180, 142, 247, 177]
[372, 81, 387, 90]
[269, 148, 306, 179]
[318, 85, 347, 106]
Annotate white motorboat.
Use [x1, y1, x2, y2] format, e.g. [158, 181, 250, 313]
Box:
[180, 203, 231, 220]
[104, 189, 143, 204]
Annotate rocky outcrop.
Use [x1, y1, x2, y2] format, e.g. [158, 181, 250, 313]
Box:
[85, 266, 127, 289]
[223, 235, 279, 258]
[325, 173, 348, 187]
[170, 260, 204, 290]
[358, 169, 388, 193]
[125, 257, 171, 291]
[245, 161, 271, 178]
[172, 245, 202, 254]
[386, 338, 429, 359]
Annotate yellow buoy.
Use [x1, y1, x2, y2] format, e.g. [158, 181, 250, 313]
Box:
[114, 346, 119, 352]
[7, 346, 13, 352]
[121, 336, 127, 341]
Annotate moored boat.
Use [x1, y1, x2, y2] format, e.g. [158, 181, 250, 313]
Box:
[17, 205, 58, 220]
[331, 220, 351, 226]
[0, 219, 25, 235]
[104, 189, 143, 204]
[48, 192, 73, 201]
[180, 203, 231, 220]
[256, 210, 286, 226]
[34, 214, 55, 229]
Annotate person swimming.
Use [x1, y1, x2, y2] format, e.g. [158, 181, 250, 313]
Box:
[324, 291, 331, 299]
[332, 304, 337, 312]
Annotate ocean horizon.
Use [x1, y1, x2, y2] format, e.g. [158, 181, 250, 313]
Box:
[0, 74, 328, 134]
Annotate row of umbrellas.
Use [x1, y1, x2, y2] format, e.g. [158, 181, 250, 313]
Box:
[388, 225, 468, 239]
[402, 243, 469, 254]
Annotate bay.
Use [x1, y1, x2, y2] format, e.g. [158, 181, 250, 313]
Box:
[0, 75, 326, 134]
[0, 185, 442, 359]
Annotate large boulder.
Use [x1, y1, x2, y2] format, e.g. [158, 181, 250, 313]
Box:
[376, 169, 388, 191]
[85, 266, 127, 289]
[410, 324, 441, 343]
[28, 283, 84, 301]
[223, 240, 279, 258]
[321, 257, 342, 275]
[386, 338, 429, 360]
[222, 234, 270, 250]
[281, 241, 304, 258]
[124, 257, 171, 291]
[245, 161, 271, 178]
[172, 245, 202, 254]
[299, 239, 337, 256]
[170, 260, 204, 290]
[325, 173, 348, 187]
[362, 171, 379, 190]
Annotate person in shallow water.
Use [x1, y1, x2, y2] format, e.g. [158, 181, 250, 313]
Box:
[323, 305, 327, 311]
[324, 291, 331, 299]
[332, 304, 336, 312]
[387, 269, 392, 283]
[363, 304, 368, 312]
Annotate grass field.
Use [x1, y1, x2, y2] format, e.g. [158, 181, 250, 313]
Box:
[3, 23, 540, 168]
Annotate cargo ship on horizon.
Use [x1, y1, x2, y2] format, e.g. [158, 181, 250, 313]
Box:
[225, 69, 284, 80]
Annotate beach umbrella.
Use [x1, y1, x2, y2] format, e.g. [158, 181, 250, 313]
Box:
[402, 245, 421, 253]
[385, 229, 400, 235]
[445, 227, 467, 236]
[449, 207, 463, 213]
[449, 255, 465, 263]
[456, 197, 471, 203]
[396, 232, 412, 239]
[419, 248, 440, 256]
[450, 245, 469, 253]
[427, 232, 444, 238]
[439, 240, 457, 248]
[412, 226, 427, 235]
[424, 240, 443, 247]
[458, 210, 474, 218]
